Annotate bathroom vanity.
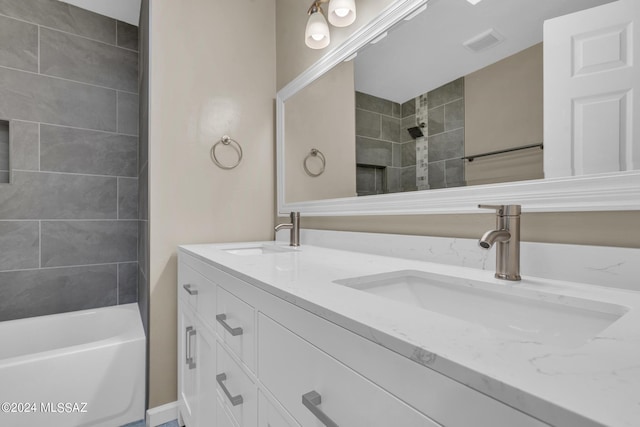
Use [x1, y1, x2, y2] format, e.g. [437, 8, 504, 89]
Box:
[176, 236, 640, 427]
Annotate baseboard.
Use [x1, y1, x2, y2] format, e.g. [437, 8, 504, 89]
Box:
[146, 401, 179, 427]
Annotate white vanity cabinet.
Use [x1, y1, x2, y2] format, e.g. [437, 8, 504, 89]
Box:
[258, 313, 439, 427]
[177, 298, 197, 426]
[178, 254, 260, 427]
[177, 250, 550, 427]
[178, 263, 220, 427]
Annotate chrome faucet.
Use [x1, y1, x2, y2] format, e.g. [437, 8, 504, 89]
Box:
[275, 212, 300, 247]
[478, 204, 521, 281]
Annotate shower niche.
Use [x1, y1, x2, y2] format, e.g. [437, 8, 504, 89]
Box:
[0, 119, 10, 184]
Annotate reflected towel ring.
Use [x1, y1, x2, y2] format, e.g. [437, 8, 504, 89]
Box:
[303, 148, 326, 177]
[211, 135, 243, 170]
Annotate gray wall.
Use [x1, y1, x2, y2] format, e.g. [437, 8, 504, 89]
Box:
[0, 0, 139, 322]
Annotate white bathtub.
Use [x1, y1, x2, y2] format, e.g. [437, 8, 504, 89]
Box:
[0, 303, 145, 427]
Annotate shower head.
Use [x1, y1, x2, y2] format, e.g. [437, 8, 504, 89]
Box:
[407, 126, 424, 139]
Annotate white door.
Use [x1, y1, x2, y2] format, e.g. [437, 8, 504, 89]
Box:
[544, 0, 639, 178]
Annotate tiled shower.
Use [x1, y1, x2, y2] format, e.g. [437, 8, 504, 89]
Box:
[0, 0, 140, 322]
[355, 77, 466, 194]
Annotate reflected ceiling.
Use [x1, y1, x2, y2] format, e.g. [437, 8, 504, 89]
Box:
[354, 0, 615, 103]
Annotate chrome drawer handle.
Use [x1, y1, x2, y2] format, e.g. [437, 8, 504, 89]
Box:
[216, 314, 243, 336]
[183, 284, 198, 296]
[302, 391, 339, 427]
[185, 326, 196, 369]
[216, 373, 243, 406]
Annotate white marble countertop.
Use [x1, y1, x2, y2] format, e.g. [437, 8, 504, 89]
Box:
[179, 241, 640, 427]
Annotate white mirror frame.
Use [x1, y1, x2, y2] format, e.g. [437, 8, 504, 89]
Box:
[276, 0, 640, 216]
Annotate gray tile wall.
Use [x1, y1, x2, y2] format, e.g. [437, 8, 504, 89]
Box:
[355, 91, 404, 195]
[0, 0, 139, 322]
[425, 78, 465, 189]
[415, 78, 466, 190]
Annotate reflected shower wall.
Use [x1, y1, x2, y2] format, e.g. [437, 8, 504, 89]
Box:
[355, 77, 466, 195]
[355, 92, 414, 195]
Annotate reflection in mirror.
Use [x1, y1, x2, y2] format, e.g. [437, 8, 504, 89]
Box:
[283, 0, 618, 203]
[285, 61, 356, 203]
[355, 43, 543, 194]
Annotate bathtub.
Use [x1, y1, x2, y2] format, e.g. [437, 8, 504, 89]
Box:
[0, 303, 145, 427]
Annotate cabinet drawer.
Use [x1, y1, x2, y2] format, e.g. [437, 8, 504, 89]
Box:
[178, 263, 216, 320]
[258, 314, 441, 427]
[258, 392, 299, 427]
[261, 285, 550, 427]
[217, 397, 238, 427]
[216, 287, 255, 371]
[217, 343, 257, 427]
[196, 323, 217, 426]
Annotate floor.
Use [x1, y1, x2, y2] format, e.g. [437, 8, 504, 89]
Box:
[122, 420, 180, 427]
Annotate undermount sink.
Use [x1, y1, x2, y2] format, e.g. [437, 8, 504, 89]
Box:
[223, 245, 298, 256]
[334, 270, 627, 349]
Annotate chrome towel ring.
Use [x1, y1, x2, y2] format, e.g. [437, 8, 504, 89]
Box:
[303, 148, 326, 177]
[211, 135, 243, 170]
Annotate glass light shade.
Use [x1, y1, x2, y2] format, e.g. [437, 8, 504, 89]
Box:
[305, 10, 330, 49]
[328, 0, 356, 27]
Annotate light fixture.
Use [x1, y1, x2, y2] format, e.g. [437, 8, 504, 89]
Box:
[466, 0, 483, 5]
[305, 2, 330, 49]
[328, 0, 356, 27]
[305, 0, 357, 49]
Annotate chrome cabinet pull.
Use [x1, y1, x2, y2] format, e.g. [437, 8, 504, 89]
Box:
[216, 373, 243, 406]
[302, 391, 339, 427]
[185, 326, 196, 369]
[183, 284, 198, 296]
[185, 326, 191, 365]
[216, 314, 243, 336]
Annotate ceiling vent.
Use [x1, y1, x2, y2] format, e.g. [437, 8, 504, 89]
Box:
[463, 28, 504, 52]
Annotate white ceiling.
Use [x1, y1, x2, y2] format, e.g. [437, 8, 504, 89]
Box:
[57, 0, 141, 26]
[354, 0, 615, 104]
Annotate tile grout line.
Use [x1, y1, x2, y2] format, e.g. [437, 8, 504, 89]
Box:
[12, 168, 137, 179]
[116, 90, 120, 134]
[0, 118, 138, 138]
[0, 261, 137, 274]
[38, 121, 139, 138]
[0, 12, 138, 53]
[0, 219, 138, 222]
[428, 126, 465, 138]
[0, 64, 139, 96]
[37, 123, 41, 171]
[117, 177, 120, 220]
[116, 263, 120, 305]
[38, 220, 41, 268]
[37, 24, 40, 74]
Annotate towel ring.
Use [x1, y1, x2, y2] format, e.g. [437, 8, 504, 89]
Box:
[303, 148, 326, 177]
[211, 135, 243, 170]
